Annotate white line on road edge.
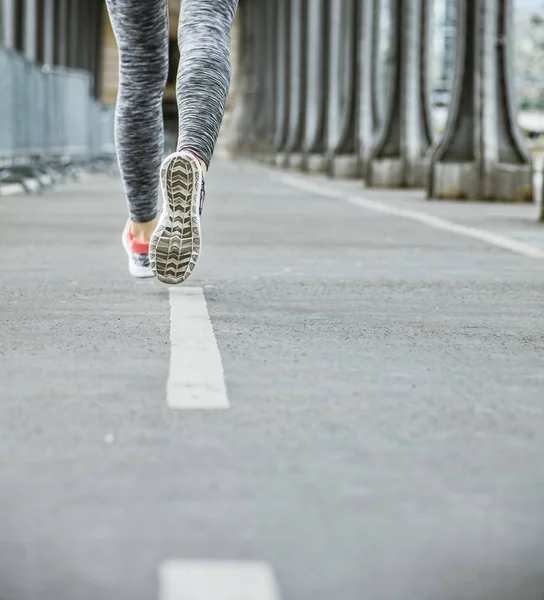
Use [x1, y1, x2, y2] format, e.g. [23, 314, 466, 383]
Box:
[168, 287, 229, 409]
[159, 560, 282, 600]
[279, 174, 544, 260]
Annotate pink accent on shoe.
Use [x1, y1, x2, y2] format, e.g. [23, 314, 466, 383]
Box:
[127, 226, 150, 255]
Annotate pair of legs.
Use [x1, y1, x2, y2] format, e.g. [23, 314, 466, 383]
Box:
[106, 0, 238, 242]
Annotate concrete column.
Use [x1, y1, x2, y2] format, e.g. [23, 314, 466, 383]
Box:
[370, 0, 382, 134]
[251, 0, 271, 150]
[367, 0, 433, 188]
[42, 0, 54, 65]
[218, 5, 244, 157]
[80, 1, 100, 74]
[89, 1, 104, 95]
[327, 0, 360, 178]
[23, 0, 37, 62]
[2, 0, 16, 48]
[284, 0, 307, 169]
[67, 0, 80, 68]
[274, 0, 290, 165]
[302, 0, 329, 172]
[357, 0, 377, 178]
[238, 0, 260, 150]
[77, 2, 89, 70]
[428, 0, 532, 201]
[263, 0, 277, 151]
[62, 0, 86, 69]
[238, 0, 277, 156]
[56, 0, 68, 66]
[227, 1, 257, 156]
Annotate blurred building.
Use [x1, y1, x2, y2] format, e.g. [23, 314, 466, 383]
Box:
[515, 5, 544, 109]
[431, 0, 456, 102]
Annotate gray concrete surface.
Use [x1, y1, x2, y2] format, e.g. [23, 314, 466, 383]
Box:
[1, 161, 544, 600]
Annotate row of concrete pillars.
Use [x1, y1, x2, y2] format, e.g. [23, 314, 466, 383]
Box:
[1, 0, 102, 93]
[237, 0, 534, 203]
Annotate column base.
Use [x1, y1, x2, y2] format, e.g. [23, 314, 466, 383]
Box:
[368, 158, 427, 188]
[275, 153, 289, 168]
[287, 153, 304, 170]
[329, 155, 360, 179]
[431, 162, 532, 202]
[489, 164, 532, 203]
[254, 151, 275, 165]
[305, 154, 328, 173]
[368, 158, 403, 187]
[430, 163, 478, 199]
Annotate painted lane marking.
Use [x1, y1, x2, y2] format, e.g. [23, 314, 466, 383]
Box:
[279, 175, 544, 260]
[159, 560, 282, 600]
[168, 287, 229, 409]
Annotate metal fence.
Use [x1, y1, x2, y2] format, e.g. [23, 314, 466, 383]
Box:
[0, 45, 115, 192]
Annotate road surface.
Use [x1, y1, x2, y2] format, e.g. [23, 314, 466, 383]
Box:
[1, 161, 544, 600]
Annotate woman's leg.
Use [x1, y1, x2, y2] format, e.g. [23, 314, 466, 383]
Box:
[176, 0, 239, 167]
[105, 0, 169, 231]
[149, 0, 238, 285]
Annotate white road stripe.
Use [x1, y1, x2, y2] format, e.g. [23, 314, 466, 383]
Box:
[168, 287, 229, 409]
[159, 560, 282, 600]
[0, 183, 26, 196]
[280, 174, 544, 260]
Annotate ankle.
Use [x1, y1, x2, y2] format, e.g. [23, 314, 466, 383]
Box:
[131, 218, 159, 242]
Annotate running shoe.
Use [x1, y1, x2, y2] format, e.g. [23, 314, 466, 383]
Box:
[149, 151, 205, 285]
[122, 219, 154, 278]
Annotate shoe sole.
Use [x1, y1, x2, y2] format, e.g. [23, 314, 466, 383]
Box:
[127, 261, 154, 278]
[150, 152, 202, 285]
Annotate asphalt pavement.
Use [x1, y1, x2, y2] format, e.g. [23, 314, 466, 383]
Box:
[1, 160, 544, 600]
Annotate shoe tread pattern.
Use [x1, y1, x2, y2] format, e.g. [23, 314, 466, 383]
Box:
[149, 155, 201, 284]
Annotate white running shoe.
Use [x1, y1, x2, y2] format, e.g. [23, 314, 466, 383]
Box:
[122, 219, 154, 278]
[149, 151, 205, 285]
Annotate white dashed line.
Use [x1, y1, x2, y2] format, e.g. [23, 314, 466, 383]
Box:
[0, 183, 25, 196]
[159, 560, 282, 600]
[280, 174, 544, 260]
[168, 287, 229, 409]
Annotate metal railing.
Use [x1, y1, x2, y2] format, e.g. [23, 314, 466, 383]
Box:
[0, 45, 115, 192]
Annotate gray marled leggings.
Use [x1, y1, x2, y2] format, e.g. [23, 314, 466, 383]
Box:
[105, 0, 238, 222]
